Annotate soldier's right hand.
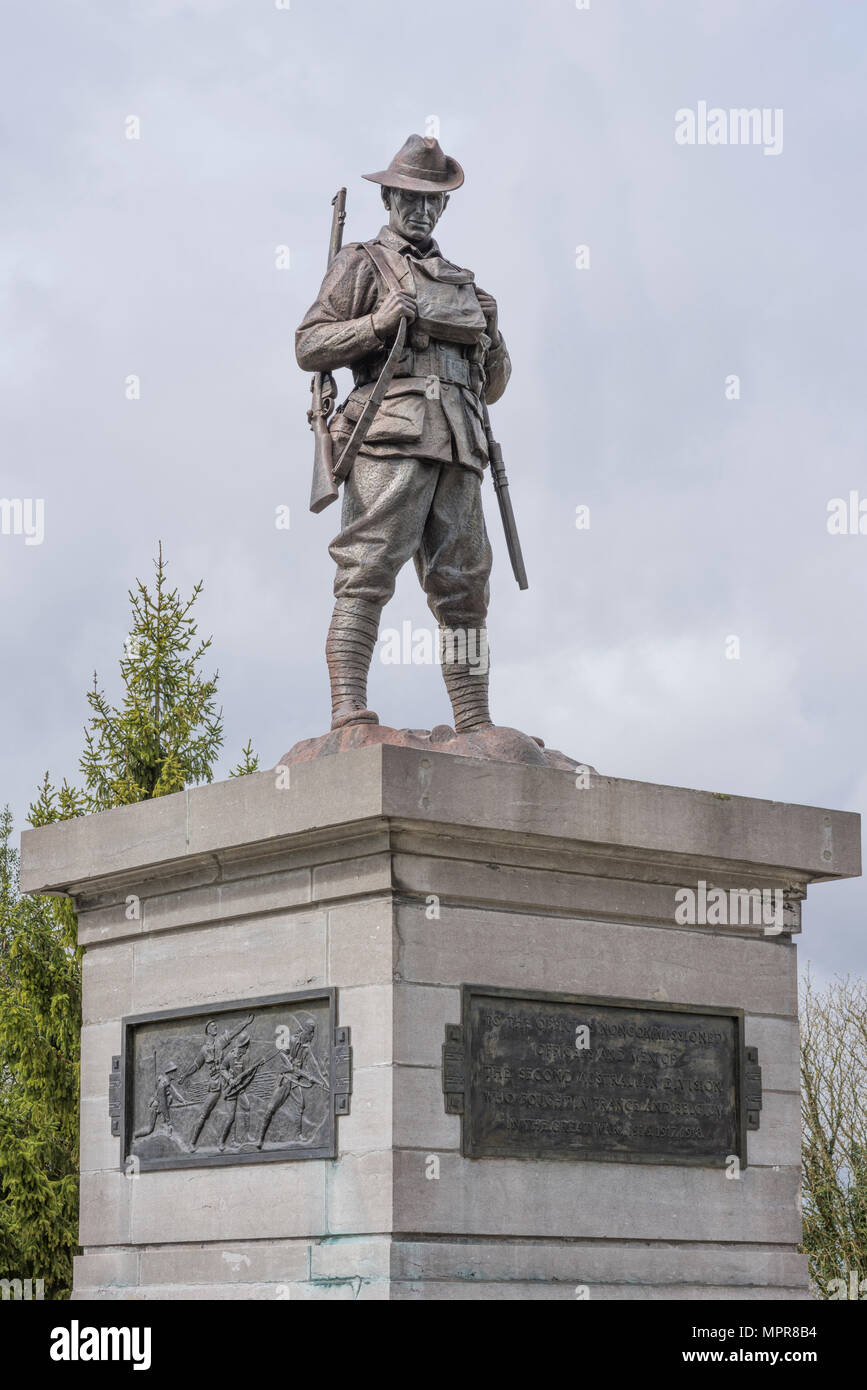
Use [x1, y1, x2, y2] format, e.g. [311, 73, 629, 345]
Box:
[372, 290, 416, 340]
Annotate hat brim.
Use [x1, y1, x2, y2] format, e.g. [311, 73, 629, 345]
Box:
[362, 158, 464, 193]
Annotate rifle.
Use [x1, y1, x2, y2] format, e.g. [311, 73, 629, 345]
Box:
[267, 1047, 330, 1093]
[308, 188, 347, 514]
[482, 399, 528, 590]
[331, 317, 407, 487]
[220, 1048, 322, 1101]
[312, 235, 410, 502]
[221, 1054, 269, 1101]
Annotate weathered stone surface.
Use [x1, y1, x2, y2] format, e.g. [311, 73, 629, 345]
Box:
[78, 901, 144, 946]
[389, 1281, 811, 1301]
[81, 943, 134, 1026]
[73, 1279, 389, 1301]
[76, 1237, 393, 1297]
[18, 749, 856, 1299]
[79, 1172, 131, 1246]
[139, 1240, 310, 1287]
[21, 745, 860, 896]
[73, 1239, 809, 1301]
[394, 1065, 459, 1151]
[394, 899, 800, 1017]
[310, 1236, 391, 1282]
[747, 1091, 802, 1168]
[326, 1151, 393, 1235]
[392, 1151, 804, 1244]
[336, 984, 393, 1069]
[73, 1250, 139, 1291]
[80, 1021, 123, 1100]
[388, 1238, 808, 1288]
[286, 1278, 389, 1301]
[394, 983, 461, 1066]
[392, 850, 801, 934]
[130, 1163, 328, 1244]
[130, 910, 327, 1013]
[80, 1096, 120, 1173]
[326, 896, 393, 986]
[312, 852, 392, 901]
[340, 1066, 392, 1153]
[140, 869, 313, 936]
[744, 1015, 801, 1093]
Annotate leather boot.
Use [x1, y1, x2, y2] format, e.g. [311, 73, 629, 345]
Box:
[326, 597, 381, 730]
[439, 626, 493, 732]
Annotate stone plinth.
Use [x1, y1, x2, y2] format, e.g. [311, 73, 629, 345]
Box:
[20, 746, 860, 1300]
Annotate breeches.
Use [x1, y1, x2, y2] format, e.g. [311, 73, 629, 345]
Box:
[329, 456, 492, 628]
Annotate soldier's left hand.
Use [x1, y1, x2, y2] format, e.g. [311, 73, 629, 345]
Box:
[475, 290, 498, 339]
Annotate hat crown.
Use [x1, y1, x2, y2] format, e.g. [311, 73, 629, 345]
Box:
[391, 134, 448, 179]
[363, 133, 464, 192]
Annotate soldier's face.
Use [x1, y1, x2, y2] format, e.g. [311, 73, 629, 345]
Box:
[386, 189, 448, 244]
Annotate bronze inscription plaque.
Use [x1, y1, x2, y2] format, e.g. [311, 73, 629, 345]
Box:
[453, 987, 747, 1166]
[112, 989, 351, 1171]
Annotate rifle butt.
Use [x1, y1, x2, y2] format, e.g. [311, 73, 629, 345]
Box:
[309, 420, 339, 514]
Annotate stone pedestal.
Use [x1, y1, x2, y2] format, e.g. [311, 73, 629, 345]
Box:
[20, 746, 860, 1300]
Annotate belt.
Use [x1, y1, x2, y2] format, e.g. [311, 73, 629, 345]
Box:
[355, 343, 476, 392]
[397, 344, 473, 389]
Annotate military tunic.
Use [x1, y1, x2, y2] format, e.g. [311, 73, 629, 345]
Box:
[296, 225, 511, 472]
[296, 227, 512, 627]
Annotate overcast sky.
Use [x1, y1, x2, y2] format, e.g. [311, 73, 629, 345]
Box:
[1, 0, 865, 982]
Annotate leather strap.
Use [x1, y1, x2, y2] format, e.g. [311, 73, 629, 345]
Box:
[359, 243, 479, 393]
[360, 241, 406, 298]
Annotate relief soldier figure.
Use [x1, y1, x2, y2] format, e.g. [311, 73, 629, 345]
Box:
[134, 1060, 187, 1140]
[255, 1018, 328, 1148]
[216, 1033, 258, 1152]
[181, 1012, 255, 1151]
[296, 134, 517, 735]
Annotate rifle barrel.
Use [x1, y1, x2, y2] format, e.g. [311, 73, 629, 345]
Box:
[327, 188, 347, 269]
[308, 190, 348, 514]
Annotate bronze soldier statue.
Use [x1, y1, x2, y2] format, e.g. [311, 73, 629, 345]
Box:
[296, 134, 516, 734]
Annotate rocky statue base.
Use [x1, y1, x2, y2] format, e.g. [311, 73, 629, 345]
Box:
[281, 721, 581, 771]
[20, 744, 860, 1300]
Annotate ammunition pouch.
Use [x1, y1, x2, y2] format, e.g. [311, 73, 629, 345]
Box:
[333, 329, 490, 469]
[331, 381, 427, 463]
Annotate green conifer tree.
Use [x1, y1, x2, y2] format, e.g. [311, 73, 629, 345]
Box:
[0, 547, 257, 1297]
[230, 740, 261, 777]
[80, 543, 224, 807]
[0, 785, 85, 1298]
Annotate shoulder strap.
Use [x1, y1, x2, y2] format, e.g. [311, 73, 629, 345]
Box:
[361, 241, 407, 297]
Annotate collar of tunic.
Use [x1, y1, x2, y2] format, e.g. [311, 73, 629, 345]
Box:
[375, 224, 442, 259]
